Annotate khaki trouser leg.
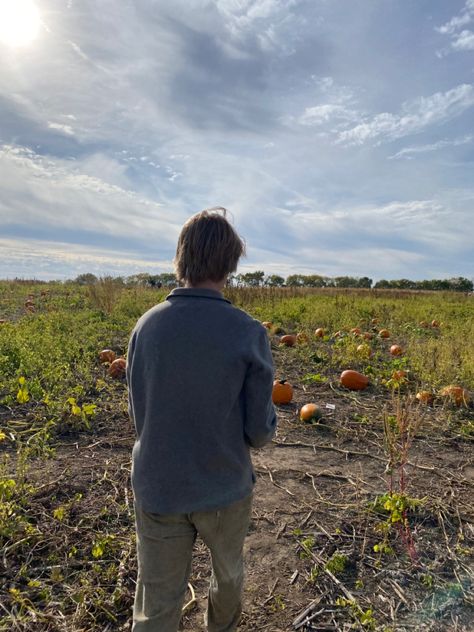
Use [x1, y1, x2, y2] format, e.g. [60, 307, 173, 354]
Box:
[193, 494, 253, 632]
[132, 493, 252, 632]
[132, 509, 197, 632]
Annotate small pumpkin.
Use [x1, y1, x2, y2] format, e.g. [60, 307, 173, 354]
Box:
[419, 321, 429, 328]
[378, 329, 390, 339]
[431, 320, 440, 328]
[99, 349, 116, 364]
[280, 334, 297, 347]
[262, 321, 273, 329]
[272, 380, 293, 404]
[363, 332, 373, 340]
[340, 370, 369, 391]
[371, 318, 379, 325]
[416, 390, 433, 405]
[439, 385, 470, 407]
[296, 332, 309, 344]
[314, 328, 325, 338]
[390, 344, 403, 356]
[350, 327, 362, 336]
[108, 357, 126, 379]
[299, 403, 323, 423]
[392, 370, 407, 380]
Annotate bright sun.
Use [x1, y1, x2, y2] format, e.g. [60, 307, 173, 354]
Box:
[0, 0, 41, 47]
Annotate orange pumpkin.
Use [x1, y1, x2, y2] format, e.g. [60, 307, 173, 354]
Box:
[108, 357, 126, 379]
[314, 328, 325, 338]
[350, 327, 362, 336]
[431, 320, 440, 328]
[379, 329, 390, 339]
[280, 334, 297, 347]
[416, 390, 433, 405]
[272, 380, 293, 404]
[340, 370, 369, 391]
[390, 344, 403, 356]
[392, 370, 407, 380]
[262, 321, 273, 329]
[419, 321, 429, 328]
[439, 385, 470, 407]
[99, 349, 116, 364]
[299, 403, 323, 423]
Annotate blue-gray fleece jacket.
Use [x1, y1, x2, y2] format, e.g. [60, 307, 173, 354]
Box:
[126, 287, 277, 514]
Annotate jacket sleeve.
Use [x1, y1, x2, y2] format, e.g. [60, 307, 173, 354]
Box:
[243, 325, 277, 448]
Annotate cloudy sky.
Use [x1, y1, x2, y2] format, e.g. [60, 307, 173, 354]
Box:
[0, 0, 473, 281]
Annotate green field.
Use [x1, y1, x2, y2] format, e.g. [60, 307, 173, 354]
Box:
[0, 281, 473, 631]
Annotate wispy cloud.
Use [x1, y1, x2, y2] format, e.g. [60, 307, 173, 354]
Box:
[436, 1, 474, 53]
[388, 134, 474, 160]
[337, 85, 474, 145]
[0, 237, 172, 280]
[48, 122, 75, 135]
[0, 144, 179, 248]
[295, 77, 360, 127]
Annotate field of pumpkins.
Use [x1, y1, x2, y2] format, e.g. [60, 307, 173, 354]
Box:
[0, 281, 473, 632]
[266, 317, 472, 419]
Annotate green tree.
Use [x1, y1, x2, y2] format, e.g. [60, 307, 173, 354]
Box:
[239, 271, 265, 287]
[265, 275, 285, 287]
[286, 274, 306, 287]
[75, 273, 98, 285]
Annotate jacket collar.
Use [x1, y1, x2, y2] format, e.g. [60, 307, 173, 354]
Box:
[166, 287, 231, 303]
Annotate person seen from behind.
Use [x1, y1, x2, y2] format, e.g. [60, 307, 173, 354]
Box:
[126, 207, 277, 631]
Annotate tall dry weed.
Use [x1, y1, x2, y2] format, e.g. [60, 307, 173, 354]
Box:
[87, 276, 123, 314]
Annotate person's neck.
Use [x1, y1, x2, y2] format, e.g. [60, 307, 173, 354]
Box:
[184, 279, 226, 292]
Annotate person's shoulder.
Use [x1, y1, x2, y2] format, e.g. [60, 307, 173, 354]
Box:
[133, 300, 170, 332]
[227, 304, 266, 333]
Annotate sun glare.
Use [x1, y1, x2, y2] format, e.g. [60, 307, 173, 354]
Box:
[0, 0, 41, 47]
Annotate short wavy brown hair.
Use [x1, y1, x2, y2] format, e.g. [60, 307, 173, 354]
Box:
[174, 207, 245, 285]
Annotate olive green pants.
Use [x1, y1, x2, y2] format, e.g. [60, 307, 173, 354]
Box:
[132, 493, 253, 632]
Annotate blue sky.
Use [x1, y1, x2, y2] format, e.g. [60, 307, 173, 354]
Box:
[0, 0, 473, 281]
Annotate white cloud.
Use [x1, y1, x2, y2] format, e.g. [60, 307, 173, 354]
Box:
[0, 237, 172, 280]
[388, 134, 474, 159]
[437, 13, 471, 36]
[436, 1, 474, 53]
[300, 104, 359, 126]
[47, 122, 75, 135]
[297, 77, 360, 127]
[338, 85, 474, 145]
[0, 144, 180, 245]
[452, 29, 474, 50]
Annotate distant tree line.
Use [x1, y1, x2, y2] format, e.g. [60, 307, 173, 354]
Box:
[73, 272, 473, 292]
[228, 272, 473, 292]
[372, 277, 473, 292]
[74, 272, 177, 288]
